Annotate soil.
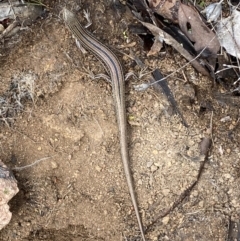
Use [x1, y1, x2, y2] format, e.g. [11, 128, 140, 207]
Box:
[0, 1, 239, 241]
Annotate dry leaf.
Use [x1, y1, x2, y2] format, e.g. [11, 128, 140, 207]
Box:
[216, 10, 240, 59]
[178, 4, 220, 54]
[147, 38, 163, 56]
[148, 0, 180, 23]
[201, 0, 223, 23]
[140, 21, 210, 76]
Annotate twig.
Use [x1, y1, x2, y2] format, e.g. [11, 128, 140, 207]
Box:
[210, 111, 214, 146]
[146, 132, 212, 232]
[135, 45, 216, 92]
[93, 117, 104, 136]
[0, 20, 18, 40]
[12, 156, 56, 171]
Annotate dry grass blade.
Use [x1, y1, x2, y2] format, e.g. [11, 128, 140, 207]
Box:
[0, 72, 36, 125]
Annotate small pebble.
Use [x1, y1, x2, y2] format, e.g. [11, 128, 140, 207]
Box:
[167, 160, 172, 167]
[95, 165, 101, 172]
[138, 179, 143, 185]
[151, 165, 158, 172]
[228, 189, 233, 194]
[190, 190, 198, 197]
[220, 116, 231, 122]
[224, 173, 231, 179]
[198, 200, 204, 207]
[147, 161, 153, 168]
[162, 216, 169, 225]
[51, 161, 58, 169]
[162, 189, 170, 196]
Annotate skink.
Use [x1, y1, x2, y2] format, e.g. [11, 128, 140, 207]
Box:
[62, 8, 146, 241]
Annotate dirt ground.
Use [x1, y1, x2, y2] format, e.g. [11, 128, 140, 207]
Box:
[0, 0, 239, 240]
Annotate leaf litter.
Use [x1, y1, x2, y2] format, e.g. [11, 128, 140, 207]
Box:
[216, 9, 240, 59]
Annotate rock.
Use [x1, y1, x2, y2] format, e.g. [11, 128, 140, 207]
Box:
[95, 165, 102, 172]
[51, 161, 58, 169]
[151, 165, 158, 172]
[162, 188, 170, 196]
[0, 160, 19, 230]
[162, 216, 170, 225]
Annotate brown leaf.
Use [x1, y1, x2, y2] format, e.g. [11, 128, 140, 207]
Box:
[140, 21, 210, 76]
[147, 39, 163, 56]
[178, 4, 220, 54]
[148, 0, 180, 23]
